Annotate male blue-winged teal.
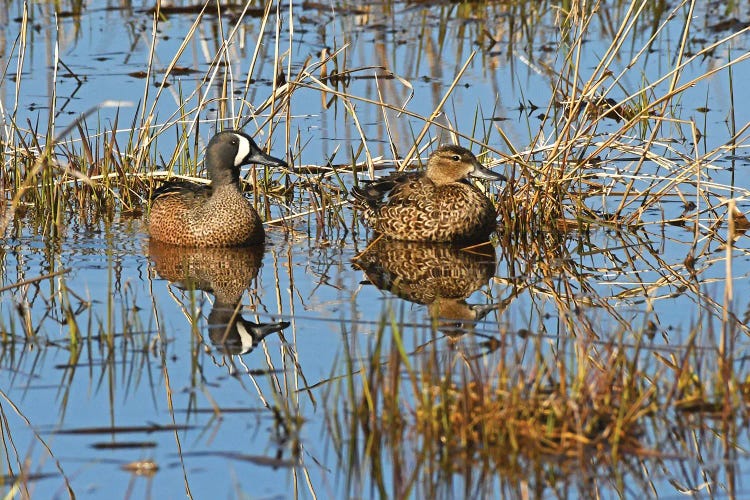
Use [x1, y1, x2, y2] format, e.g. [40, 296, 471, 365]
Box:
[148, 130, 287, 247]
[351, 145, 506, 243]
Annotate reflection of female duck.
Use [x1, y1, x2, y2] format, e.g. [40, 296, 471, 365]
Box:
[147, 241, 289, 355]
[352, 239, 497, 326]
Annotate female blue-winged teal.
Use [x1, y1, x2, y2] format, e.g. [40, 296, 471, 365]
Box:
[148, 130, 288, 247]
[351, 145, 506, 243]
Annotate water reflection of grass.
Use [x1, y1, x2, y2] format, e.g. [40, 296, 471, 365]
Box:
[0, 0, 749, 497]
[335, 313, 744, 497]
[325, 225, 748, 497]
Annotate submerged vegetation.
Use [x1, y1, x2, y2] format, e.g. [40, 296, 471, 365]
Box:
[1, 0, 749, 497]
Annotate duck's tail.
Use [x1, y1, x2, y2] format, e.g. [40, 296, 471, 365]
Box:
[349, 184, 381, 221]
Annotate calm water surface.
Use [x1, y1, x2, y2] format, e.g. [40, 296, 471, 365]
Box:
[2, 1, 750, 498]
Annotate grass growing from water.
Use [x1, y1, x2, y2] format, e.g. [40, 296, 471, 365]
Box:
[325, 303, 747, 497]
[0, 0, 749, 497]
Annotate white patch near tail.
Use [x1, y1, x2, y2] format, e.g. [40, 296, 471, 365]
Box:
[233, 134, 251, 166]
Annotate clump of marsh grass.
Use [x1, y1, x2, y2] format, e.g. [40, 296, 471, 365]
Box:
[323, 304, 747, 498]
[1, 0, 749, 497]
[412, 340, 651, 465]
[314, 1, 750, 497]
[492, 0, 750, 237]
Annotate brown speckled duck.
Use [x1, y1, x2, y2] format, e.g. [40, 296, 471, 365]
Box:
[148, 130, 287, 247]
[351, 145, 506, 243]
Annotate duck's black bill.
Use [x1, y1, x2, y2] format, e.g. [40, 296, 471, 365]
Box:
[248, 149, 288, 169]
[471, 162, 507, 182]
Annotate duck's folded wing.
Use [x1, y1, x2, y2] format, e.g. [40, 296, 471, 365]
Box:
[151, 181, 212, 203]
[350, 171, 420, 205]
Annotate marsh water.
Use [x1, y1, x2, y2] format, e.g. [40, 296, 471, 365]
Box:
[2, 1, 750, 498]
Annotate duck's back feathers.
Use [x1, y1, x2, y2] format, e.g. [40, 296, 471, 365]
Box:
[350, 171, 421, 207]
[151, 180, 212, 203]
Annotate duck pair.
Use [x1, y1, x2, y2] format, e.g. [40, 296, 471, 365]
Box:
[147, 131, 506, 247]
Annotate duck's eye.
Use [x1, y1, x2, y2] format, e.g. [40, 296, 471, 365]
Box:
[451, 155, 461, 161]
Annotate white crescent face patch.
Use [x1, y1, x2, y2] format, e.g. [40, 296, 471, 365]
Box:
[233, 134, 251, 167]
[235, 321, 255, 354]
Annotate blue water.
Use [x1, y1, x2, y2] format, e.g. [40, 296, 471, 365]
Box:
[1, 1, 750, 498]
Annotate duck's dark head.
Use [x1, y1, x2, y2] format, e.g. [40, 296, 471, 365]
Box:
[206, 130, 288, 185]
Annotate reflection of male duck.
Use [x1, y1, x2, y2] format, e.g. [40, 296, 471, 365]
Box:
[205, 304, 289, 356]
[352, 239, 497, 330]
[147, 241, 289, 355]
